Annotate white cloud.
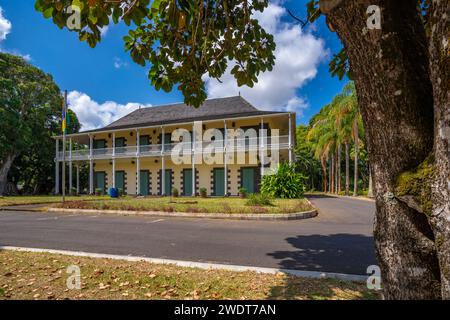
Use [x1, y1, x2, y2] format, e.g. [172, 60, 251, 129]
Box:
[205, 2, 326, 116]
[113, 57, 128, 69]
[100, 26, 109, 37]
[0, 6, 11, 41]
[68, 91, 152, 131]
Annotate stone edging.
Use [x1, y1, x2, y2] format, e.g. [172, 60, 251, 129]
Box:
[47, 200, 318, 221]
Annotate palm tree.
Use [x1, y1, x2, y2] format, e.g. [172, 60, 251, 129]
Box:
[335, 82, 362, 196]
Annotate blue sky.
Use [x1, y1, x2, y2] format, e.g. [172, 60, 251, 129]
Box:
[0, 0, 347, 130]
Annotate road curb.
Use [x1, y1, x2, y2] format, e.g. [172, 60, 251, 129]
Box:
[47, 207, 318, 221]
[0, 246, 368, 282]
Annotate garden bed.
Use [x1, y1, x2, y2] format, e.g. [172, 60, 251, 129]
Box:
[55, 197, 313, 215]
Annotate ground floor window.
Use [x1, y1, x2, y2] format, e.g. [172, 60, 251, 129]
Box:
[240, 167, 260, 194]
[94, 171, 106, 194]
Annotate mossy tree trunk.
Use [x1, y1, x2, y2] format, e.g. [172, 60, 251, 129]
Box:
[428, 0, 450, 299]
[320, 0, 441, 299]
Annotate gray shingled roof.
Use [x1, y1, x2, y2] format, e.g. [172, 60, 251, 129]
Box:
[82, 96, 284, 133]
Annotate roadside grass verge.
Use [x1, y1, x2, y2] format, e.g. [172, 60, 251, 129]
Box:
[0, 250, 379, 300]
[0, 196, 109, 207]
[55, 197, 313, 214]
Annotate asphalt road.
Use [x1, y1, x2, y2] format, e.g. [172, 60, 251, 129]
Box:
[0, 195, 376, 275]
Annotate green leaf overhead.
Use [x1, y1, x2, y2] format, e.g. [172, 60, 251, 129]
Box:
[35, 0, 276, 107]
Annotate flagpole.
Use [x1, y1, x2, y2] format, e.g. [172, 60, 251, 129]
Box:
[62, 90, 67, 203]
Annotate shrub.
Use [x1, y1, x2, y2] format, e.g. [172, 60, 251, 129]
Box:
[199, 187, 207, 198]
[239, 187, 247, 198]
[260, 163, 307, 199]
[95, 188, 102, 196]
[245, 193, 273, 206]
[172, 187, 179, 197]
[118, 188, 124, 197]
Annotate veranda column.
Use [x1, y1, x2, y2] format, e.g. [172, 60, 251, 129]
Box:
[161, 126, 165, 196]
[89, 134, 94, 194]
[76, 164, 80, 195]
[136, 129, 140, 195]
[69, 138, 73, 195]
[112, 132, 116, 188]
[192, 123, 196, 197]
[288, 113, 293, 165]
[224, 120, 228, 195]
[55, 138, 60, 195]
[260, 118, 265, 177]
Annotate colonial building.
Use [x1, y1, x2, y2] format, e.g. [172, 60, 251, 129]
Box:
[54, 96, 295, 196]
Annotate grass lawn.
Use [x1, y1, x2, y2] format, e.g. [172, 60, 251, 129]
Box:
[0, 195, 109, 207]
[0, 250, 379, 300]
[56, 196, 313, 214]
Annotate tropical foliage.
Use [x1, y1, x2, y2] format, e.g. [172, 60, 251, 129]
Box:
[260, 163, 307, 199]
[295, 82, 370, 196]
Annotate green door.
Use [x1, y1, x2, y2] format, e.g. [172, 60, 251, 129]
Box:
[241, 168, 255, 194]
[213, 168, 225, 196]
[94, 172, 106, 194]
[183, 169, 193, 196]
[160, 170, 172, 195]
[140, 170, 149, 196]
[115, 171, 125, 193]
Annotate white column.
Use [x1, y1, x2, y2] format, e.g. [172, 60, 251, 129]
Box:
[89, 135, 94, 194]
[55, 139, 59, 195]
[69, 138, 73, 195]
[112, 132, 116, 188]
[192, 123, 196, 197]
[161, 126, 165, 196]
[136, 158, 140, 195]
[136, 129, 140, 195]
[76, 164, 80, 195]
[224, 120, 228, 196]
[260, 118, 264, 177]
[288, 113, 293, 165]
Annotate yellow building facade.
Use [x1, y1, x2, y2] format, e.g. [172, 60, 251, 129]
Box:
[55, 96, 295, 196]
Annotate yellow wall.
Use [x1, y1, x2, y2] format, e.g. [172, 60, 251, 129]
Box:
[86, 114, 292, 195]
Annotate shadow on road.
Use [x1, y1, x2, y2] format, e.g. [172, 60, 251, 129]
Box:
[267, 233, 376, 275]
[304, 194, 337, 199]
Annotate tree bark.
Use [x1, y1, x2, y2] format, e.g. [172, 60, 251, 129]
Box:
[353, 122, 359, 196]
[368, 166, 374, 198]
[321, 158, 328, 192]
[321, 0, 441, 299]
[331, 152, 335, 193]
[345, 142, 350, 195]
[428, 0, 450, 299]
[0, 153, 17, 196]
[337, 143, 341, 193]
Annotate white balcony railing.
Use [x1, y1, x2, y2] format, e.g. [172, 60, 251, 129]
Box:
[56, 135, 290, 161]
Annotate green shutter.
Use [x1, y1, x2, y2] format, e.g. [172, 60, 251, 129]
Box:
[241, 168, 255, 194]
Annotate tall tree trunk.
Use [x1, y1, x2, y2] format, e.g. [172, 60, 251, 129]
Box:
[345, 142, 350, 195]
[337, 144, 341, 193]
[429, 0, 450, 299]
[330, 152, 335, 193]
[320, 0, 440, 299]
[321, 157, 328, 192]
[0, 153, 17, 196]
[328, 155, 332, 193]
[368, 166, 374, 198]
[353, 123, 359, 196]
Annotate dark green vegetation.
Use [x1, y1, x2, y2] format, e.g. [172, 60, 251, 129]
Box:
[261, 163, 307, 199]
[0, 53, 81, 196]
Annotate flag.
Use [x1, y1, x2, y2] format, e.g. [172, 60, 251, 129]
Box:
[61, 97, 66, 134]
